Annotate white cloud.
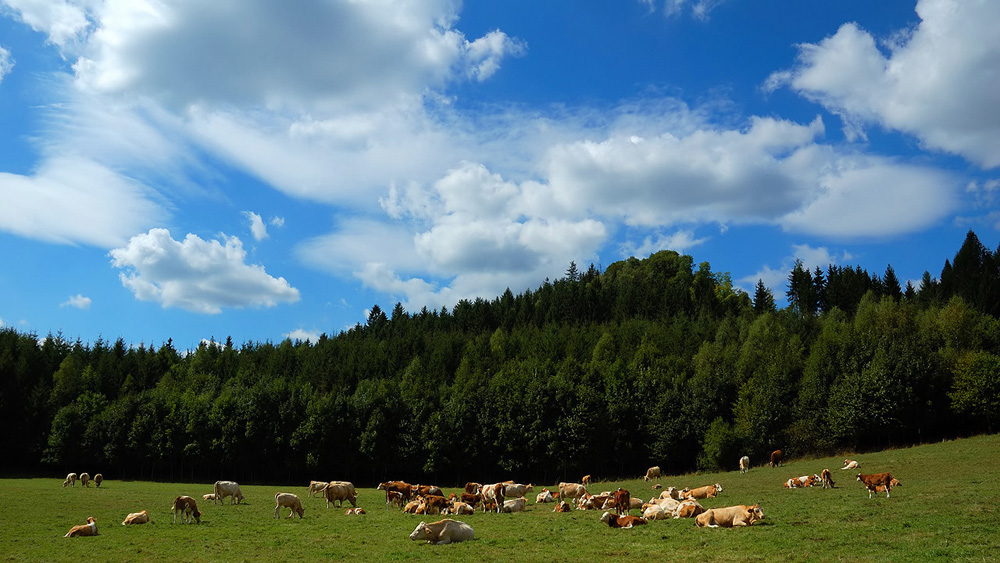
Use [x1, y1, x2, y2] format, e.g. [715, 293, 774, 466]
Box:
[641, 0, 727, 20]
[771, 0, 1000, 168]
[244, 211, 267, 241]
[269, 216, 285, 228]
[1, 0, 92, 52]
[623, 229, 709, 257]
[60, 294, 92, 309]
[285, 328, 321, 343]
[0, 45, 13, 83]
[109, 228, 300, 314]
[739, 243, 851, 297]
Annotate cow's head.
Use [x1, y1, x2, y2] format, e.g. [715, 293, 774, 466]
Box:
[714, 483, 723, 492]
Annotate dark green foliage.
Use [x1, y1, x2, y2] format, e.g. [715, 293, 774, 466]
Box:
[4, 233, 1000, 484]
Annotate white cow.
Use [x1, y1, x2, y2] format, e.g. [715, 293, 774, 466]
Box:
[739, 456, 750, 473]
[274, 492, 305, 518]
[214, 481, 244, 505]
[409, 519, 475, 544]
[501, 497, 527, 513]
[63, 473, 78, 487]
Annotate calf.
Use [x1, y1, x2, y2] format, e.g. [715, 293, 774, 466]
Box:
[481, 483, 506, 513]
[857, 473, 897, 498]
[274, 492, 305, 518]
[875, 478, 901, 494]
[600, 511, 647, 528]
[172, 496, 201, 524]
[821, 469, 835, 489]
[536, 489, 555, 503]
[64, 516, 98, 537]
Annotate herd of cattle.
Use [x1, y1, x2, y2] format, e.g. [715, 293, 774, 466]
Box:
[60, 452, 901, 543]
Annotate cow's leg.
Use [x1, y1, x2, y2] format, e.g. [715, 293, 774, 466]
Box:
[274, 505, 280, 518]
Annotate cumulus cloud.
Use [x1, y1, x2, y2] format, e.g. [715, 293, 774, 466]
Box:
[244, 211, 267, 241]
[622, 229, 709, 257]
[60, 294, 91, 309]
[0, 45, 13, 83]
[109, 228, 300, 314]
[285, 328, 321, 343]
[739, 243, 852, 296]
[770, 0, 1000, 168]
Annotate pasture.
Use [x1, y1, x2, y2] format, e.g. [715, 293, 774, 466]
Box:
[4, 434, 999, 562]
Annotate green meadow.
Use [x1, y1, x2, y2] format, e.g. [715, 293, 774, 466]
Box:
[4, 434, 999, 562]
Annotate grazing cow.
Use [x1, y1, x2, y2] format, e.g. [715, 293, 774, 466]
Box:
[94, 474, 103, 487]
[464, 482, 482, 494]
[682, 484, 722, 500]
[308, 481, 329, 497]
[501, 497, 527, 513]
[63, 473, 78, 487]
[203, 493, 217, 501]
[274, 492, 305, 519]
[403, 500, 421, 514]
[64, 516, 98, 537]
[673, 499, 705, 519]
[696, 504, 764, 528]
[600, 511, 648, 528]
[740, 456, 750, 473]
[445, 501, 474, 515]
[581, 475, 592, 485]
[875, 478, 901, 494]
[409, 519, 475, 544]
[769, 450, 783, 467]
[121, 510, 149, 525]
[643, 466, 661, 482]
[345, 507, 367, 515]
[80, 473, 90, 488]
[536, 489, 555, 503]
[643, 504, 668, 520]
[378, 481, 413, 506]
[857, 473, 897, 498]
[842, 459, 859, 470]
[558, 482, 589, 503]
[325, 481, 358, 508]
[821, 469, 835, 489]
[504, 483, 533, 498]
[213, 481, 244, 505]
[481, 483, 506, 513]
[171, 496, 201, 524]
[554, 501, 572, 512]
[612, 488, 631, 516]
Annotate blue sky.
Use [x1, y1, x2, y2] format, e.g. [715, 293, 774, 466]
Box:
[0, 0, 997, 351]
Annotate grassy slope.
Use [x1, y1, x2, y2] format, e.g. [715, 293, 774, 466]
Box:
[3, 434, 998, 562]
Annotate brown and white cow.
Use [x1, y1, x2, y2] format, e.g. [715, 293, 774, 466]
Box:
[171, 496, 201, 524]
[378, 481, 413, 506]
[121, 510, 149, 525]
[413, 484, 443, 497]
[213, 481, 244, 504]
[659, 487, 681, 500]
[535, 489, 555, 503]
[841, 459, 859, 470]
[403, 500, 421, 514]
[481, 483, 506, 513]
[409, 519, 475, 544]
[464, 482, 482, 494]
[325, 481, 358, 508]
[875, 478, 901, 494]
[682, 484, 722, 500]
[418, 494, 449, 515]
[445, 501, 474, 515]
[857, 473, 897, 498]
[274, 492, 305, 518]
[643, 466, 661, 482]
[769, 450, 783, 467]
[203, 493, 217, 501]
[821, 469, 835, 489]
[695, 504, 764, 528]
[612, 488, 631, 516]
[64, 516, 98, 537]
[345, 507, 367, 515]
[63, 473, 78, 487]
[553, 501, 572, 513]
[673, 499, 705, 519]
[600, 511, 647, 528]
[558, 482, 589, 503]
[581, 475, 592, 485]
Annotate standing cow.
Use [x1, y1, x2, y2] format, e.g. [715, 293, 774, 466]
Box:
[214, 481, 244, 504]
[769, 450, 783, 467]
[325, 481, 358, 508]
[739, 456, 750, 473]
[275, 492, 305, 518]
[643, 466, 661, 482]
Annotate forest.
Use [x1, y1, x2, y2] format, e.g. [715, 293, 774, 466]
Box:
[1, 230, 999, 486]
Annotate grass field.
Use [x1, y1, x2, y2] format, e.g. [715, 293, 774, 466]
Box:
[3, 434, 999, 562]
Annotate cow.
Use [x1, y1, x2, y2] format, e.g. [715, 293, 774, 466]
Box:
[650, 496, 681, 513]
[414, 484, 443, 497]
[696, 504, 764, 528]
[64, 516, 98, 537]
[536, 489, 555, 503]
[739, 456, 750, 473]
[553, 501, 572, 512]
[769, 450, 783, 467]
[445, 501, 474, 515]
[783, 478, 799, 489]
[63, 473, 78, 487]
[460, 492, 481, 506]
[600, 511, 647, 528]
[387, 491, 406, 508]
[274, 492, 305, 518]
[875, 478, 901, 494]
[643, 466, 661, 482]
[418, 494, 449, 515]
[857, 473, 897, 498]
[650, 483, 662, 489]
[213, 481, 244, 505]
[504, 483, 533, 498]
[659, 487, 681, 500]
[409, 519, 475, 544]
[80, 473, 90, 488]
[464, 482, 482, 494]
[481, 483, 506, 513]
[558, 482, 589, 503]
[612, 488, 631, 516]
[308, 481, 329, 497]
[501, 497, 527, 513]
[403, 500, 421, 514]
[673, 499, 705, 519]
[94, 474, 103, 487]
[581, 475, 592, 485]
[121, 510, 149, 525]
[821, 469, 835, 489]
[325, 481, 358, 508]
[203, 493, 217, 501]
[643, 504, 668, 520]
[682, 484, 722, 500]
[171, 496, 201, 524]
[842, 459, 859, 470]
[345, 507, 367, 515]
[378, 481, 413, 506]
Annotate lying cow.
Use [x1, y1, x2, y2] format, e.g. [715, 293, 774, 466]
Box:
[275, 492, 305, 518]
[536, 489, 555, 503]
[501, 497, 527, 513]
[444, 501, 474, 515]
[659, 487, 681, 500]
[642, 504, 668, 520]
[682, 484, 722, 499]
[403, 500, 421, 514]
[695, 504, 764, 528]
[325, 481, 358, 508]
[600, 511, 647, 528]
[345, 507, 367, 515]
[64, 516, 98, 537]
[214, 481, 243, 505]
[875, 478, 901, 494]
[643, 466, 661, 482]
[63, 473, 78, 487]
[172, 496, 201, 524]
[842, 459, 859, 470]
[122, 510, 150, 525]
[554, 501, 572, 513]
[857, 473, 898, 498]
[203, 493, 217, 501]
[673, 499, 705, 519]
[409, 519, 475, 544]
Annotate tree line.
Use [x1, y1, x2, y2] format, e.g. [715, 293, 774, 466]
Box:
[1, 230, 998, 486]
